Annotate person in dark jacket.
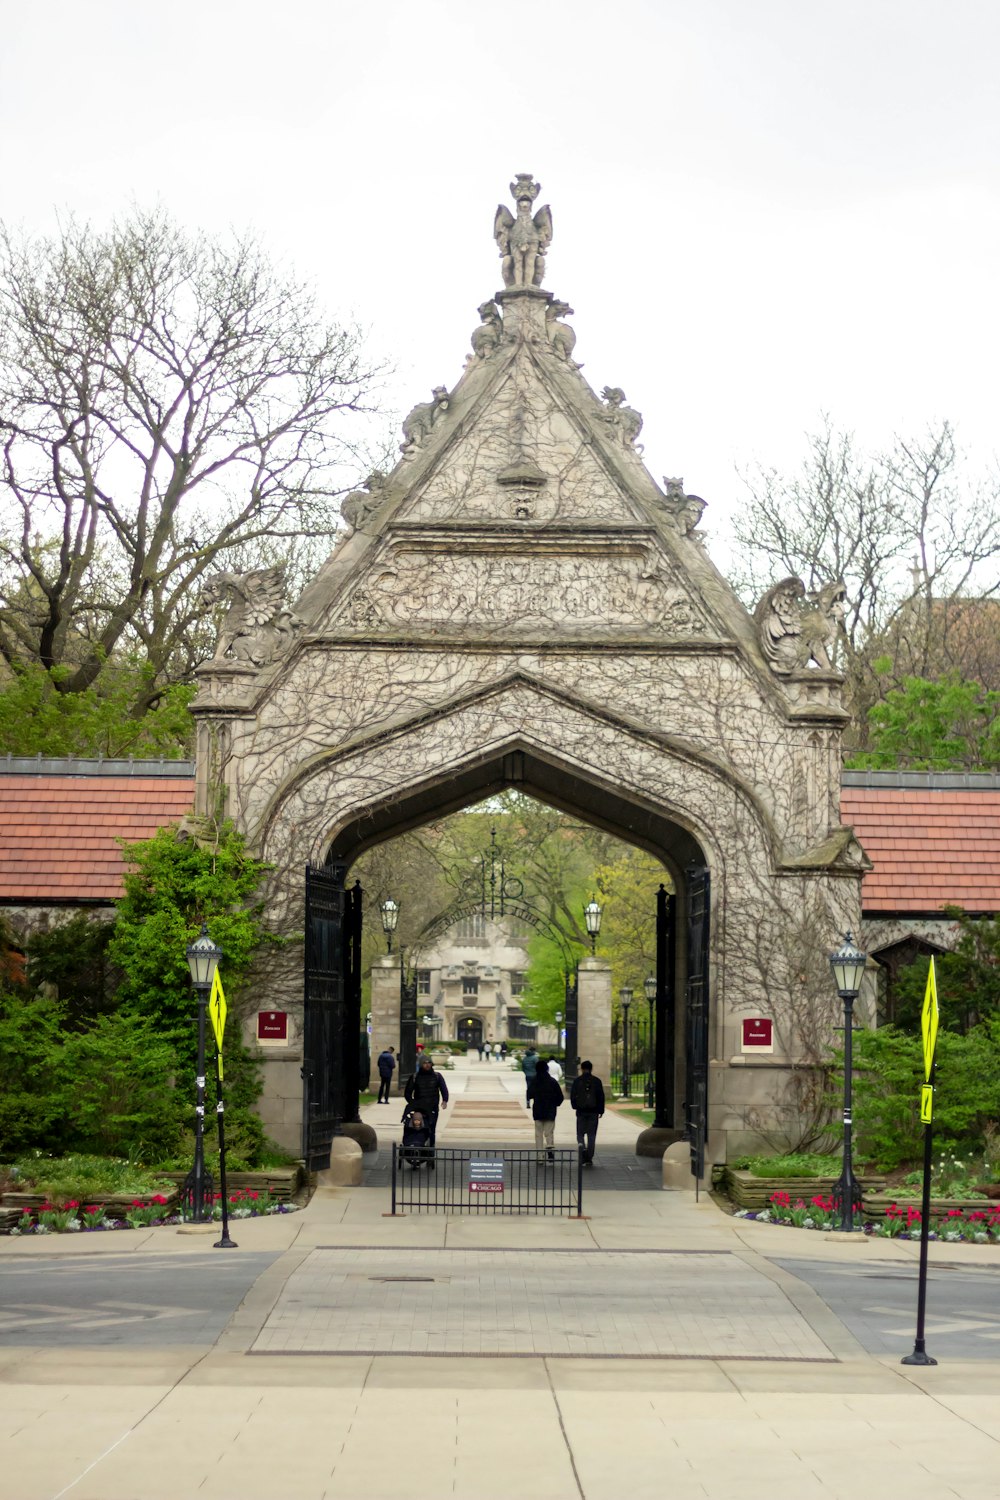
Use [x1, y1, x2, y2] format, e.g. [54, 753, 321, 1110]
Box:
[404, 1054, 449, 1146]
[526, 1058, 564, 1163]
[521, 1047, 540, 1101]
[400, 1109, 432, 1168]
[569, 1060, 606, 1165]
[376, 1046, 396, 1104]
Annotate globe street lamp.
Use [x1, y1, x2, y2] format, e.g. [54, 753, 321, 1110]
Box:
[829, 931, 868, 1232]
[644, 973, 657, 1109]
[584, 896, 603, 955]
[619, 986, 633, 1098]
[380, 898, 399, 954]
[185, 924, 222, 1224]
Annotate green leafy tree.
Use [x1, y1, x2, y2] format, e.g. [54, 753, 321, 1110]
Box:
[109, 819, 280, 1164]
[0, 988, 66, 1155]
[591, 847, 669, 1004]
[0, 661, 195, 758]
[847, 673, 1000, 772]
[27, 914, 119, 1029]
[893, 917, 1000, 1035]
[57, 1014, 185, 1159]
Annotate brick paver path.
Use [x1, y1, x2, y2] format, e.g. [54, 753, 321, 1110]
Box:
[251, 1247, 835, 1359]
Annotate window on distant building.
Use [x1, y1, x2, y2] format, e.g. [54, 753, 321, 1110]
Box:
[462, 976, 479, 997]
[417, 969, 431, 996]
[510, 971, 526, 996]
[507, 1012, 537, 1041]
[454, 915, 487, 940]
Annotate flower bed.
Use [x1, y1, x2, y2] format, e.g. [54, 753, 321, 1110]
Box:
[3, 1189, 299, 1236]
[734, 1190, 1000, 1242]
[725, 1168, 885, 1212]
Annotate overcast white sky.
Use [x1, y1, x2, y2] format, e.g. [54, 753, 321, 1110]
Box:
[2, 0, 998, 568]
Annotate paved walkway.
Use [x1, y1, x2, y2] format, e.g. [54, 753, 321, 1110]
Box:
[2, 1056, 1000, 1498]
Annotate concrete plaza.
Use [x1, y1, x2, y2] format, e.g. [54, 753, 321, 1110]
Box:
[2, 1056, 999, 1499]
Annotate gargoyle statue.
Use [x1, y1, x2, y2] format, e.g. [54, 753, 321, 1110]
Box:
[400, 386, 450, 455]
[471, 300, 503, 359]
[601, 387, 643, 449]
[202, 567, 302, 669]
[545, 300, 577, 362]
[493, 174, 553, 288]
[341, 471, 387, 533]
[754, 577, 848, 672]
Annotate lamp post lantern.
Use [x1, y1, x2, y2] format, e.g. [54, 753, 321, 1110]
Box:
[619, 986, 633, 1098]
[584, 896, 603, 955]
[380, 898, 399, 954]
[829, 930, 867, 1233]
[554, 1009, 563, 1049]
[643, 973, 656, 1108]
[185, 924, 222, 1225]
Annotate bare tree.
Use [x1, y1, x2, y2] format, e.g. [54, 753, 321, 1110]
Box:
[731, 420, 1000, 735]
[0, 209, 385, 701]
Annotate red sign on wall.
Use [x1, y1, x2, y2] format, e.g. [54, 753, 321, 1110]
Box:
[742, 1017, 773, 1049]
[258, 1011, 288, 1041]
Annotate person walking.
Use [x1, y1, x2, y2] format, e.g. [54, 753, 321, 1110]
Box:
[546, 1054, 563, 1083]
[493, 1040, 502, 1063]
[484, 1036, 493, 1061]
[477, 1038, 486, 1061]
[526, 1058, 564, 1164]
[521, 1046, 540, 1102]
[376, 1046, 396, 1104]
[570, 1060, 606, 1165]
[500, 1041, 508, 1060]
[404, 1053, 449, 1147]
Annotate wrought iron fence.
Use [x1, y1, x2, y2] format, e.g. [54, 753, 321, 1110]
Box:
[390, 1144, 584, 1215]
[610, 1008, 655, 1105]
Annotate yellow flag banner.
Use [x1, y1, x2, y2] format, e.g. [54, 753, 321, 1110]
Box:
[208, 971, 228, 1079]
[920, 958, 939, 1084]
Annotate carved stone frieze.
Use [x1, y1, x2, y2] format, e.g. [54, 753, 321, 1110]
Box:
[335, 545, 708, 635]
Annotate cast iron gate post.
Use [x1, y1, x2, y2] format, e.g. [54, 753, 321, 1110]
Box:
[683, 866, 710, 1182]
[653, 885, 677, 1130]
[302, 861, 351, 1171]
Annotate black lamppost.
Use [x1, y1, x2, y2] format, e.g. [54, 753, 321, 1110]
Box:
[619, 986, 633, 1098]
[584, 896, 603, 955]
[644, 973, 656, 1108]
[380, 898, 399, 953]
[829, 931, 868, 1233]
[186, 924, 222, 1224]
[554, 1009, 563, 1053]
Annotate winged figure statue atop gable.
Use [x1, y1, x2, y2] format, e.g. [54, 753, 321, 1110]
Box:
[494, 174, 553, 288]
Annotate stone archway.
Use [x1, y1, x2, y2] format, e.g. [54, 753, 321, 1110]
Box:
[191, 174, 866, 1173]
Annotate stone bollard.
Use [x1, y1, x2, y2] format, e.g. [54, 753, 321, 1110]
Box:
[661, 1141, 694, 1190]
[315, 1136, 364, 1190]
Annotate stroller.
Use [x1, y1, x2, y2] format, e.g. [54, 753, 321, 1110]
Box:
[400, 1108, 434, 1169]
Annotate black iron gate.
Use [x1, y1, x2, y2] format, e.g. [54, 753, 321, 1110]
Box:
[683, 865, 711, 1180]
[302, 863, 363, 1171]
[652, 883, 677, 1130]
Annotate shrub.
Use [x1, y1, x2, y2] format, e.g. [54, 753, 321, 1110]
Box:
[57, 1013, 186, 1159]
[0, 990, 67, 1156]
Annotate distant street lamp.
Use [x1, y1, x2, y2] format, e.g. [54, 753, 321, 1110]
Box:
[584, 896, 603, 955]
[619, 986, 633, 1098]
[185, 925, 222, 1225]
[380, 898, 399, 954]
[554, 1009, 563, 1047]
[644, 973, 656, 1109]
[829, 931, 868, 1233]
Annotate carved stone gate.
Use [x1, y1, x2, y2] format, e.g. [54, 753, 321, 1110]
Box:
[191, 175, 866, 1171]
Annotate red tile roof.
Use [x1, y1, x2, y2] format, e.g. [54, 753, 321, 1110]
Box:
[843, 785, 1000, 914]
[0, 776, 195, 902]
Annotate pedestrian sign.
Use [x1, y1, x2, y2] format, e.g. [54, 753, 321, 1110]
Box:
[921, 959, 939, 1083]
[209, 970, 228, 1076]
[920, 1083, 934, 1124]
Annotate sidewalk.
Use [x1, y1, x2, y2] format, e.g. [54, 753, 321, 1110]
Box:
[2, 1055, 999, 1498]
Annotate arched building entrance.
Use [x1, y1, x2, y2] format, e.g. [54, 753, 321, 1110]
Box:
[456, 1016, 483, 1048]
[191, 174, 866, 1175]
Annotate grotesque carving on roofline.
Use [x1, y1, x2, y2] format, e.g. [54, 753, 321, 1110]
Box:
[202, 567, 302, 669]
[340, 471, 387, 534]
[755, 576, 848, 673]
[400, 386, 450, 456]
[601, 387, 643, 450]
[493, 174, 553, 288]
[471, 299, 504, 360]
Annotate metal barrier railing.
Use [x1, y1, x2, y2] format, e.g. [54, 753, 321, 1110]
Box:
[390, 1144, 584, 1216]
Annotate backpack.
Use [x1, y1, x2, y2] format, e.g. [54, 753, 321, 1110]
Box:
[575, 1073, 597, 1109]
